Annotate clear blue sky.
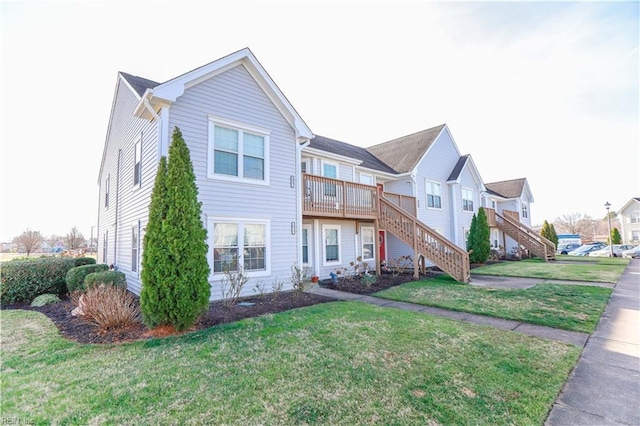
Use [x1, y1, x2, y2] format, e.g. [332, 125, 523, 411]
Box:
[1, 1, 638, 241]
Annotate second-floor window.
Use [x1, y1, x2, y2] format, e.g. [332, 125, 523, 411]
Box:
[133, 138, 141, 187]
[105, 175, 110, 208]
[208, 117, 269, 184]
[522, 203, 529, 219]
[462, 188, 474, 212]
[630, 212, 640, 224]
[426, 181, 441, 209]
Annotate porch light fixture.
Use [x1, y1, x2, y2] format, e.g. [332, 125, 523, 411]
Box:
[604, 201, 613, 256]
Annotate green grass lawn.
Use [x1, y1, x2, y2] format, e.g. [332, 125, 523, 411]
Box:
[471, 257, 628, 283]
[1, 302, 580, 425]
[376, 275, 612, 333]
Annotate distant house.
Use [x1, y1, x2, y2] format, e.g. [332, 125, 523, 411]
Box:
[617, 198, 640, 244]
[97, 48, 553, 301]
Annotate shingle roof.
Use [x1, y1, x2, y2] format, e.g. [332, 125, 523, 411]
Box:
[365, 124, 446, 174]
[308, 135, 398, 174]
[485, 178, 527, 198]
[447, 154, 470, 181]
[120, 72, 160, 97]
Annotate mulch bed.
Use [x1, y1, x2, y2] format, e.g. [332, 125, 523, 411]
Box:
[1, 292, 335, 345]
[1, 272, 431, 345]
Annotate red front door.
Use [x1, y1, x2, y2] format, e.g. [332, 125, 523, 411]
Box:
[379, 231, 386, 262]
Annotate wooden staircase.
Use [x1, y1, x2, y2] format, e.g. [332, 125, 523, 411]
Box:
[483, 208, 556, 261]
[378, 197, 471, 283]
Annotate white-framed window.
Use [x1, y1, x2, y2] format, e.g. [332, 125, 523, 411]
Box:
[301, 157, 311, 174]
[105, 174, 110, 208]
[425, 180, 441, 209]
[361, 226, 375, 261]
[630, 211, 640, 224]
[322, 224, 341, 265]
[632, 230, 640, 242]
[131, 222, 140, 273]
[208, 117, 270, 184]
[322, 161, 338, 196]
[491, 199, 497, 210]
[302, 225, 312, 265]
[521, 203, 529, 219]
[492, 230, 499, 248]
[210, 218, 270, 276]
[464, 227, 470, 250]
[133, 137, 142, 188]
[462, 187, 474, 212]
[103, 231, 108, 264]
[359, 173, 374, 186]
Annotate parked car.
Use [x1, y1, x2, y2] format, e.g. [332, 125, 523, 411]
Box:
[556, 243, 582, 255]
[622, 246, 640, 259]
[567, 243, 607, 256]
[589, 244, 637, 257]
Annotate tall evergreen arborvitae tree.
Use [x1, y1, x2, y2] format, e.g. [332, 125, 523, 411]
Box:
[540, 220, 559, 248]
[140, 156, 169, 327]
[467, 208, 490, 264]
[163, 127, 210, 331]
[611, 228, 622, 245]
[140, 127, 211, 331]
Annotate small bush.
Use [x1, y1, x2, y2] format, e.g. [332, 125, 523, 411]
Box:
[65, 264, 109, 292]
[84, 270, 127, 289]
[74, 257, 97, 267]
[221, 266, 249, 307]
[361, 273, 378, 287]
[1, 257, 76, 304]
[30, 293, 61, 307]
[70, 286, 140, 331]
[290, 264, 312, 295]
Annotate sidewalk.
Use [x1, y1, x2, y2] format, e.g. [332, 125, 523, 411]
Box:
[306, 262, 640, 424]
[546, 259, 640, 425]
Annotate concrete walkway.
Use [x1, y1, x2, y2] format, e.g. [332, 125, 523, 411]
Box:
[306, 262, 640, 424]
[546, 259, 640, 425]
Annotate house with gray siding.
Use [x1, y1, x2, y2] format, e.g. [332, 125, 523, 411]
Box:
[98, 48, 552, 301]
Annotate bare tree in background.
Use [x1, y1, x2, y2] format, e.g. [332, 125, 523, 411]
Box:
[45, 234, 64, 250]
[554, 213, 584, 234]
[64, 226, 86, 250]
[13, 229, 44, 256]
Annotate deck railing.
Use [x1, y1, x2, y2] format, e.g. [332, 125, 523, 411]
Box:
[382, 192, 417, 216]
[302, 174, 378, 219]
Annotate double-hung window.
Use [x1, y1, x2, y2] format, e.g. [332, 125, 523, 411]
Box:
[521, 203, 529, 219]
[322, 162, 338, 197]
[105, 175, 110, 208]
[302, 226, 310, 264]
[131, 222, 139, 273]
[208, 117, 269, 183]
[211, 219, 269, 275]
[323, 225, 341, 265]
[462, 188, 474, 212]
[426, 180, 441, 209]
[133, 138, 142, 187]
[361, 226, 375, 261]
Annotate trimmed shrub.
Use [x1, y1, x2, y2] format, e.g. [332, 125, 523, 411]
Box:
[30, 293, 61, 307]
[65, 264, 109, 292]
[70, 286, 140, 331]
[1, 257, 76, 304]
[74, 257, 97, 267]
[84, 270, 127, 289]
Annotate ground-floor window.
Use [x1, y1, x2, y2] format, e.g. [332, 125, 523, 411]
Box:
[302, 226, 311, 264]
[323, 224, 341, 265]
[131, 222, 140, 273]
[361, 226, 375, 261]
[211, 219, 269, 274]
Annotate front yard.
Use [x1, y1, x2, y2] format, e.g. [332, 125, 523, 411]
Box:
[2, 302, 580, 425]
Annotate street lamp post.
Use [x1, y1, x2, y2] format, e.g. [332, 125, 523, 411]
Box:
[604, 202, 613, 257]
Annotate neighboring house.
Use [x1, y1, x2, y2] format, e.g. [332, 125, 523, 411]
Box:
[97, 48, 552, 301]
[482, 178, 545, 257]
[617, 198, 640, 245]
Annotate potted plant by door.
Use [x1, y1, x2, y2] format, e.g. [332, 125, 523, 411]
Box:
[311, 275, 319, 283]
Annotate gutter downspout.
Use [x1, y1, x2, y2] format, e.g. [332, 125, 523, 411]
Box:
[297, 139, 311, 271]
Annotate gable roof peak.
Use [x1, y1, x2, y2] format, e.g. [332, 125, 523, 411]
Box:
[366, 124, 447, 174]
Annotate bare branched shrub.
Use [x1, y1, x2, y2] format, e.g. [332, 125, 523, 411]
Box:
[290, 264, 312, 296]
[253, 280, 267, 299]
[70, 286, 140, 331]
[270, 279, 285, 302]
[221, 266, 249, 307]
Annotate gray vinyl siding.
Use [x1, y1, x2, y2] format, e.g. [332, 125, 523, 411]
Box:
[167, 64, 299, 301]
[455, 167, 483, 248]
[97, 77, 158, 295]
[414, 130, 460, 243]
